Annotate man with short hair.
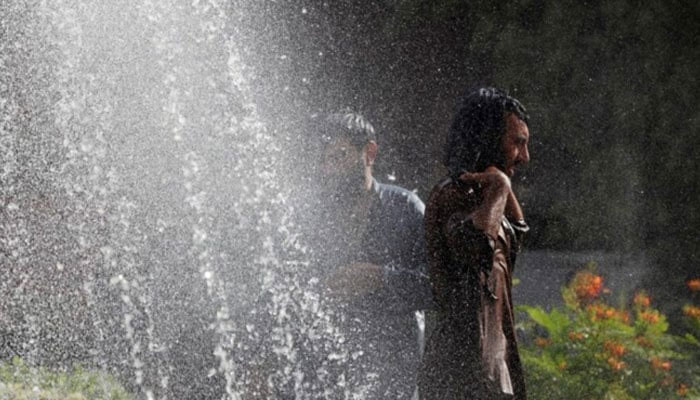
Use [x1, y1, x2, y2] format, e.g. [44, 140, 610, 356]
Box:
[310, 111, 431, 399]
[419, 88, 531, 399]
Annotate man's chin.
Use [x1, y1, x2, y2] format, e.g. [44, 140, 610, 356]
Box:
[319, 178, 362, 198]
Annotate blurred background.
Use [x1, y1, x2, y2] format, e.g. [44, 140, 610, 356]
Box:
[1, 0, 698, 398]
[244, 0, 699, 325]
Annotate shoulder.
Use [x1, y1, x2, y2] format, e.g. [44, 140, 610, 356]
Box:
[427, 177, 462, 208]
[428, 177, 456, 199]
[426, 176, 480, 217]
[373, 179, 425, 216]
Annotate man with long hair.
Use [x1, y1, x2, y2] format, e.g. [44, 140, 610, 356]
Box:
[419, 87, 531, 399]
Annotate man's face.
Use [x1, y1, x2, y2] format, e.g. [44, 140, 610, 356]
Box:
[319, 135, 364, 192]
[500, 113, 530, 177]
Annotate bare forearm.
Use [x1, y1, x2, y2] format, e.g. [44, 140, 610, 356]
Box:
[471, 187, 508, 239]
[505, 188, 525, 222]
[460, 167, 511, 239]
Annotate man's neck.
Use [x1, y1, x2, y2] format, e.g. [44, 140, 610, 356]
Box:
[363, 170, 373, 191]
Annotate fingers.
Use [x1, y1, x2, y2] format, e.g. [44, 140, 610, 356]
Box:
[459, 168, 511, 192]
[460, 168, 511, 239]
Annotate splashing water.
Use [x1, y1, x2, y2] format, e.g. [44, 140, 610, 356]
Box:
[1, 1, 355, 399]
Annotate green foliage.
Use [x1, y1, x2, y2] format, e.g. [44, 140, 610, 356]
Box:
[522, 306, 570, 339]
[0, 357, 132, 400]
[518, 269, 700, 399]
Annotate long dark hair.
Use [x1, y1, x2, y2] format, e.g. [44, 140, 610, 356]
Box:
[444, 87, 528, 176]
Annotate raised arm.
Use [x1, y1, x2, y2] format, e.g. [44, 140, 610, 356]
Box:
[457, 166, 512, 241]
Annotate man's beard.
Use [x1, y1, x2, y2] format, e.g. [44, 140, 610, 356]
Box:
[318, 168, 365, 206]
[310, 168, 369, 265]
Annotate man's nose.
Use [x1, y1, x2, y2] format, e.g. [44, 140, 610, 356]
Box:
[520, 146, 530, 163]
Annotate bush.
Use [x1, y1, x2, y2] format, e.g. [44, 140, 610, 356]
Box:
[0, 357, 132, 400]
[518, 264, 700, 400]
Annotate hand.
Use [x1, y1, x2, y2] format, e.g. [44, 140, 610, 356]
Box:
[322, 262, 385, 302]
[458, 166, 511, 192]
[473, 166, 524, 222]
[457, 166, 511, 239]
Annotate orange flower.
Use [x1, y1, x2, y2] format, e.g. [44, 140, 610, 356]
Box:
[688, 279, 700, 292]
[604, 341, 626, 357]
[535, 337, 551, 348]
[683, 305, 700, 319]
[651, 357, 672, 371]
[661, 375, 674, 387]
[607, 356, 626, 371]
[568, 331, 585, 341]
[641, 310, 660, 324]
[677, 383, 688, 397]
[636, 336, 654, 348]
[618, 310, 631, 324]
[588, 304, 613, 321]
[573, 272, 604, 302]
[633, 292, 651, 308]
[586, 304, 630, 324]
[587, 304, 605, 320]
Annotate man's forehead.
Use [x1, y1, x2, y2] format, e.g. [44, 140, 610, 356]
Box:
[321, 132, 357, 147]
[506, 113, 529, 136]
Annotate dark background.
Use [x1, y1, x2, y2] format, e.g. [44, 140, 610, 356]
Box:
[241, 0, 699, 324]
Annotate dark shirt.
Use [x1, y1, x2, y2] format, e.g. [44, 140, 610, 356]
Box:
[361, 178, 432, 312]
[245, 178, 430, 399]
[292, 178, 430, 399]
[343, 178, 430, 399]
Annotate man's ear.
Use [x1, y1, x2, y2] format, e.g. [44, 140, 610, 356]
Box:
[364, 140, 378, 166]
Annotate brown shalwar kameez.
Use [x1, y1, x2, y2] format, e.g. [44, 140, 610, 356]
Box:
[418, 177, 528, 400]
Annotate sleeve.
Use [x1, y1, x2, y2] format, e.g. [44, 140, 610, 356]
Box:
[507, 218, 529, 268]
[381, 192, 434, 312]
[444, 211, 499, 300]
[444, 211, 496, 270]
[383, 217, 433, 311]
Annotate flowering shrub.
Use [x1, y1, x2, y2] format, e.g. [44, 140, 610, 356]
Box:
[684, 279, 700, 339]
[518, 264, 700, 400]
[688, 279, 700, 293]
[0, 357, 132, 399]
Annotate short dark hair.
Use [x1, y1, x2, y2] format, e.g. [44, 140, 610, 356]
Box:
[314, 111, 377, 149]
[444, 87, 528, 175]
